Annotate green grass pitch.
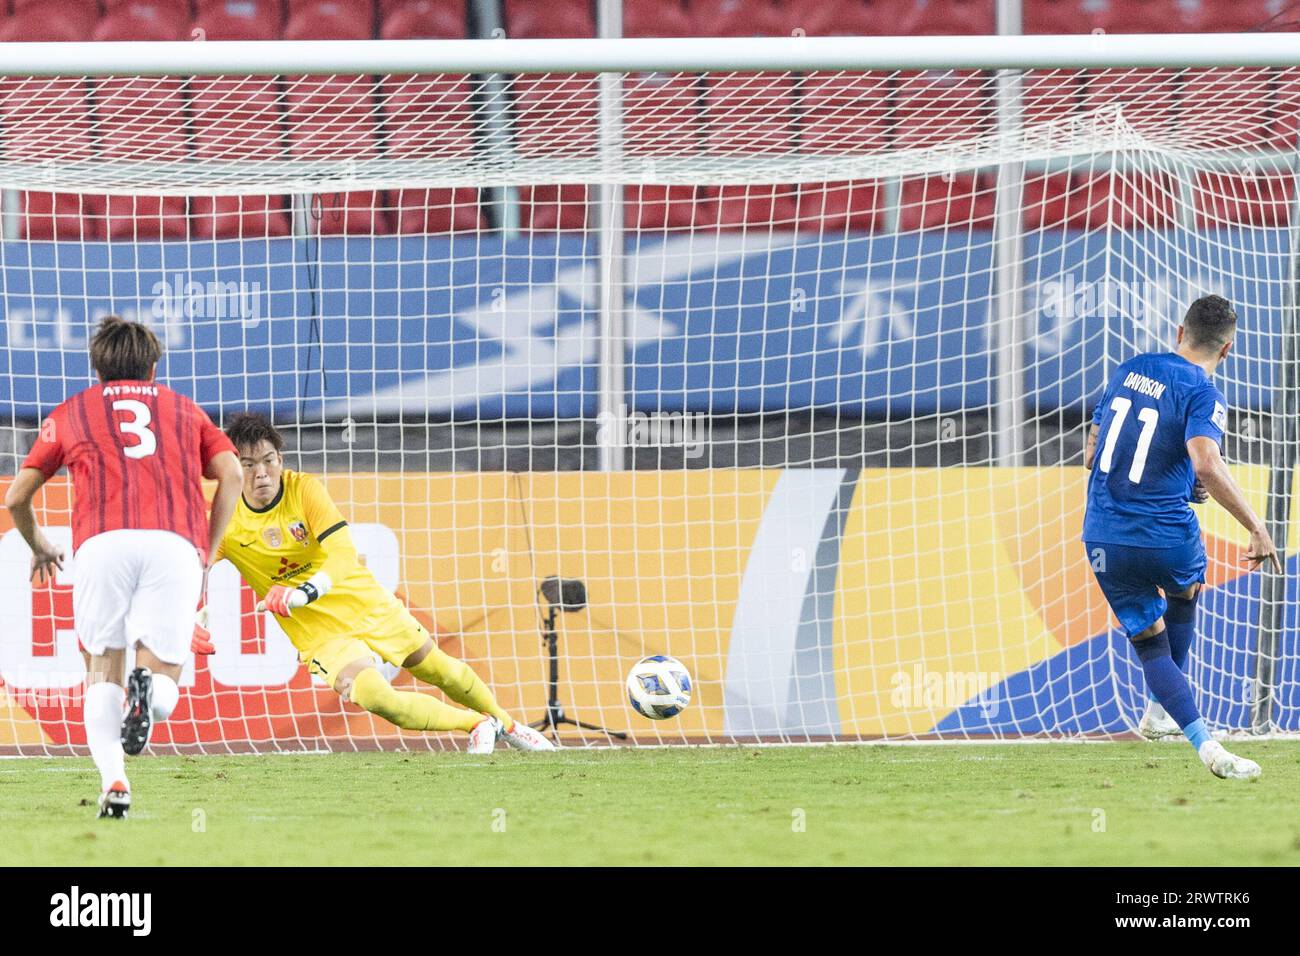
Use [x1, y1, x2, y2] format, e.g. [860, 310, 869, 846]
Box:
[3, 742, 1299, 866]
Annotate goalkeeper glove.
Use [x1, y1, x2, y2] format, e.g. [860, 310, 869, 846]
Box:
[257, 584, 308, 617]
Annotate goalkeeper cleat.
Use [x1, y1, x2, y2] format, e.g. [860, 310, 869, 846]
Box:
[121, 667, 154, 756]
[97, 781, 130, 820]
[1138, 701, 1182, 740]
[499, 719, 557, 751]
[467, 716, 498, 754]
[1199, 740, 1261, 780]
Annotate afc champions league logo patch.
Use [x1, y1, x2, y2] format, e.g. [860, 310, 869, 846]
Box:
[262, 526, 283, 548]
[288, 521, 309, 545]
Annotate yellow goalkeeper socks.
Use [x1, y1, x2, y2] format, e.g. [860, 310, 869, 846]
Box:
[407, 646, 515, 729]
[349, 666, 481, 733]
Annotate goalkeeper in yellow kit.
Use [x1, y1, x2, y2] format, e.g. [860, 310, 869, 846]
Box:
[196, 412, 553, 754]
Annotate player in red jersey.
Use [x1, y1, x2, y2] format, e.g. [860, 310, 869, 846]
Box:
[3, 316, 243, 819]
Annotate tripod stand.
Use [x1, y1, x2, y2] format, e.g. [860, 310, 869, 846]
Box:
[528, 576, 628, 741]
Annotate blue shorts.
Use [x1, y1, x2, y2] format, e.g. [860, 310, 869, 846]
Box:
[1082, 538, 1207, 638]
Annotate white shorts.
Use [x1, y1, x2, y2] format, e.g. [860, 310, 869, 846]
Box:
[74, 529, 204, 666]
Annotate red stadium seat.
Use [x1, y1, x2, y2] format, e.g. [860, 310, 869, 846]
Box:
[191, 195, 293, 239]
[1067, 170, 1177, 229]
[800, 71, 890, 153]
[623, 72, 702, 157]
[623, 0, 694, 37]
[898, 173, 996, 230]
[1021, 70, 1081, 124]
[0, 75, 97, 244]
[21, 193, 104, 241]
[703, 72, 796, 154]
[1272, 68, 1300, 150]
[1023, 0, 1102, 34]
[891, 71, 990, 149]
[391, 188, 484, 233]
[1194, 171, 1292, 227]
[103, 196, 189, 240]
[902, 0, 994, 34]
[624, 184, 705, 230]
[193, 0, 282, 40]
[1082, 68, 1180, 134]
[699, 183, 800, 229]
[506, 0, 593, 37]
[791, 0, 914, 36]
[1023, 172, 1073, 229]
[690, 0, 793, 36]
[309, 190, 390, 235]
[1186, 0, 1294, 32]
[379, 0, 459, 23]
[796, 181, 882, 232]
[0, 76, 95, 164]
[1180, 68, 1277, 150]
[513, 74, 598, 158]
[285, 76, 379, 159]
[1097, 0, 1189, 34]
[191, 76, 285, 158]
[190, 77, 291, 238]
[1, 2, 96, 40]
[284, 0, 373, 39]
[93, 2, 191, 41]
[381, 75, 476, 159]
[380, 0, 464, 38]
[282, 0, 369, 38]
[95, 76, 190, 239]
[519, 184, 589, 231]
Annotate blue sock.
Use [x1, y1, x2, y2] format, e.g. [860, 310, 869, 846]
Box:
[1133, 631, 1211, 752]
[1163, 589, 1200, 671]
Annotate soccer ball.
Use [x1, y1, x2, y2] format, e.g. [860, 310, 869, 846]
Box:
[626, 655, 692, 720]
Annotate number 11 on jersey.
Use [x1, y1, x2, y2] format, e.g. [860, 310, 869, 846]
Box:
[1098, 396, 1159, 484]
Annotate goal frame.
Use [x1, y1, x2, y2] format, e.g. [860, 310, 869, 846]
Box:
[2, 32, 1299, 739]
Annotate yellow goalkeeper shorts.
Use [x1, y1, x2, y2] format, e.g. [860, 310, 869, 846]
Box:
[301, 604, 430, 685]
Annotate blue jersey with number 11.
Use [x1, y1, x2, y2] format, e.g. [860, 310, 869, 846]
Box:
[1082, 352, 1228, 548]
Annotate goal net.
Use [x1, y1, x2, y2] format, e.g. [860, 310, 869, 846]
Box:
[1, 40, 1298, 752]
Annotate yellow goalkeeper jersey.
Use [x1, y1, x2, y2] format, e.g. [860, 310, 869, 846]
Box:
[214, 469, 402, 648]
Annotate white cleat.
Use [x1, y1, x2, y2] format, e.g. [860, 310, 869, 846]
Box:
[97, 780, 130, 820]
[1199, 740, 1261, 780]
[1138, 701, 1183, 740]
[498, 719, 557, 751]
[467, 716, 498, 754]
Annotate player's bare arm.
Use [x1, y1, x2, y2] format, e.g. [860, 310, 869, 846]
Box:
[1083, 423, 1099, 469]
[1186, 435, 1281, 572]
[204, 449, 243, 567]
[4, 466, 65, 582]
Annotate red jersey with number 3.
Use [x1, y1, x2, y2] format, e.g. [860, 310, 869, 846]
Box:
[22, 380, 235, 558]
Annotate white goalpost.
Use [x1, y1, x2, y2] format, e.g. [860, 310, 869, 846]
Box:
[0, 33, 1298, 753]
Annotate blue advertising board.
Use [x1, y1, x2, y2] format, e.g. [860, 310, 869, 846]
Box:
[0, 228, 1291, 420]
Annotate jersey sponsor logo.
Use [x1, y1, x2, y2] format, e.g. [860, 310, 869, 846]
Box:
[1121, 371, 1167, 400]
[288, 521, 308, 544]
[262, 527, 283, 548]
[272, 557, 312, 583]
[1212, 401, 1228, 432]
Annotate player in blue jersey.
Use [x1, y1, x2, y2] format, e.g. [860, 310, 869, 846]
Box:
[1083, 294, 1278, 780]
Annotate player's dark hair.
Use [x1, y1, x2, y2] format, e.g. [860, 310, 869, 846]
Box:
[1183, 295, 1238, 352]
[224, 412, 284, 456]
[89, 315, 162, 382]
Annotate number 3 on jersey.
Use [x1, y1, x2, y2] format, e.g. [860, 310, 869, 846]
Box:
[113, 399, 156, 459]
[1098, 396, 1158, 483]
